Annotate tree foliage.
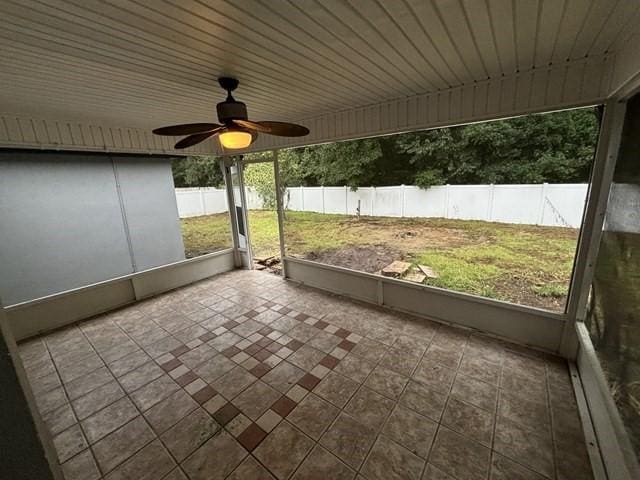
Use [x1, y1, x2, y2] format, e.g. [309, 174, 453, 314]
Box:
[172, 108, 600, 190]
[280, 108, 600, 188]
[171, 156, 224, 188]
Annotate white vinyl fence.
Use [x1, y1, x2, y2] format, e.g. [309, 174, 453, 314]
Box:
[176, 184, 589, 228]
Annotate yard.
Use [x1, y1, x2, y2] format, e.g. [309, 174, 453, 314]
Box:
[180, 210, 579, 312]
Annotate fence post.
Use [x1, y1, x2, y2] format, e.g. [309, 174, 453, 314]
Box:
[344, 185, 348, 214]
[321, 185, 325, 213]
[401, 184, 405, 217]
[300, 186, 304, 211]
[372, 186, 376, 216]
[538, 183, 548, 224]
[199, 189, 206, 216]
[487, 184, 495, 221]
[444, 184, 450, 218]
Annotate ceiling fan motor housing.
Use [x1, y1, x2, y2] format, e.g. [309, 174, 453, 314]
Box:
[217, 100, 248, 124]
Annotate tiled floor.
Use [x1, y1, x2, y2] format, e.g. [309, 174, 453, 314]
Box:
[20, 269, 594, 480]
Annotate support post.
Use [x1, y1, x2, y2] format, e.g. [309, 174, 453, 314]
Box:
[273, 150, 288, 278]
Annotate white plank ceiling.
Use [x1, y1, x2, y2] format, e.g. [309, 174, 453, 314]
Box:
[1, 0, 639, 152]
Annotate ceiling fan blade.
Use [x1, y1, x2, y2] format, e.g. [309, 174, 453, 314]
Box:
[174, 130, 218, 149]
[231, 119, 271, 133]
[253, 121, 310, 137]
[153, 123, 221, 136]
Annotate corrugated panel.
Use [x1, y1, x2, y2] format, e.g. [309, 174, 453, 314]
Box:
[0, 0, 637, 154]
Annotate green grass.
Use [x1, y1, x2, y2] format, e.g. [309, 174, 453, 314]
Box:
[180, 210, 579, 311]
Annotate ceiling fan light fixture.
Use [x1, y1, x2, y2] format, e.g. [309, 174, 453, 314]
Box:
[218, 128, 252, 149]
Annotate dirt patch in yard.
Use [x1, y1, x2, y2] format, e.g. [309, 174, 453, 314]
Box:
[305, 245, 402, 273]
[335, 218, 480, 253]
[492, 276, 567, 311]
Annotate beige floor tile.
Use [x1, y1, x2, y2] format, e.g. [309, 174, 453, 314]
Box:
[72, 380, 124, 420]
[262, 361, 306, 394]
[383, 405, 437, 458]
[399, 380, 447, 422]
[458, 355, 501, 385]
[490, 453, 547, 480]
[422, 462, 456, 479]
[144, 389, 199, 434]
[103, 440, 175, 480]
[181, 430, 247, 480]
[364, 365, 409, 400]
[344, 386, 395, 430]
[119, 361, 164, 393]
[498, 391, 550, 437]
[320, 412, 376, 469]
[450, 373, 498, 412]
[61, 449, 100, 480]
[314, 371, 359, 408]
[227, 455, 276, 480]
[233, 380, 282, 420]
[53, 424, 88, 463]
[254, 421, 314, 479]
[292, 445, 355, 480]
[212, 366, 257, 399]
[334, 354, 376, 383]
[378, 346, 423, 376]
[288, 393, 340, 440]
[493, 417, 554, 479]
[361, 435, 425, 480]
[351, 338, 389, 362]
[160, 408, 219, 462]
[92, 416, 155, 474]
[412, 359, 456, 395]
[441, 397, 495, 447]
[81, 396, 138, 444]
[429, 426, 491, 480]
[129, 374, 180, 411]
[64, 366, 114, 401]
[287, 344, 326, 371]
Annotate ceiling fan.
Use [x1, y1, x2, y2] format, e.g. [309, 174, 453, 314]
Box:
[153, 77, 310, 150]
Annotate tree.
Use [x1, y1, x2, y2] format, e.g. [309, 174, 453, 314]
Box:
[172, 156, 224, 187]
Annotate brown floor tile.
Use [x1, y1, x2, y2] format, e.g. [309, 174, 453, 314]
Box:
[222, 345, 242, 358]
[338, 339, 356, 351]
[320, 412, 376, 469]
[254, 421, 314, 479]
[292, 445, 355, 480]
[170, 345, 189, 357]
[175, 370, 198, 387]
[335, 328, 351, 338]
[320, 354, 340, 369]
[245, 343, 262, 356]
[160, 408, 219, 462]
[271, 395, 298, 417]
[429, 426, 491, 480]
[160, 358, 182, 372]
[383, 405, 437, 458]
[287, 393, 340, 440]
[295, 313, 310, 321]
[212, 402, 240, 426]
[227, 455, 276, 480]
[250, 362, 272, 378]
[298, 373, 322, 391]
[236, 422, 268, 451]
[181, 431, 247, 480]
[192, 385, 216, 404]
[287, 339, 304, 351]
[361, 435, 425, 480]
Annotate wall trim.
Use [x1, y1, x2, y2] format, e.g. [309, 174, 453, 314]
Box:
[283, 256, 566, 353]
[4, 249, 234, 341]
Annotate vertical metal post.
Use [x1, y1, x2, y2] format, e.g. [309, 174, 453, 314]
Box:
[560, 99, 626, 356]
[236, 156, 254, 269]
[273, 150, 288, 278]
[221, 158, 242, 267]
